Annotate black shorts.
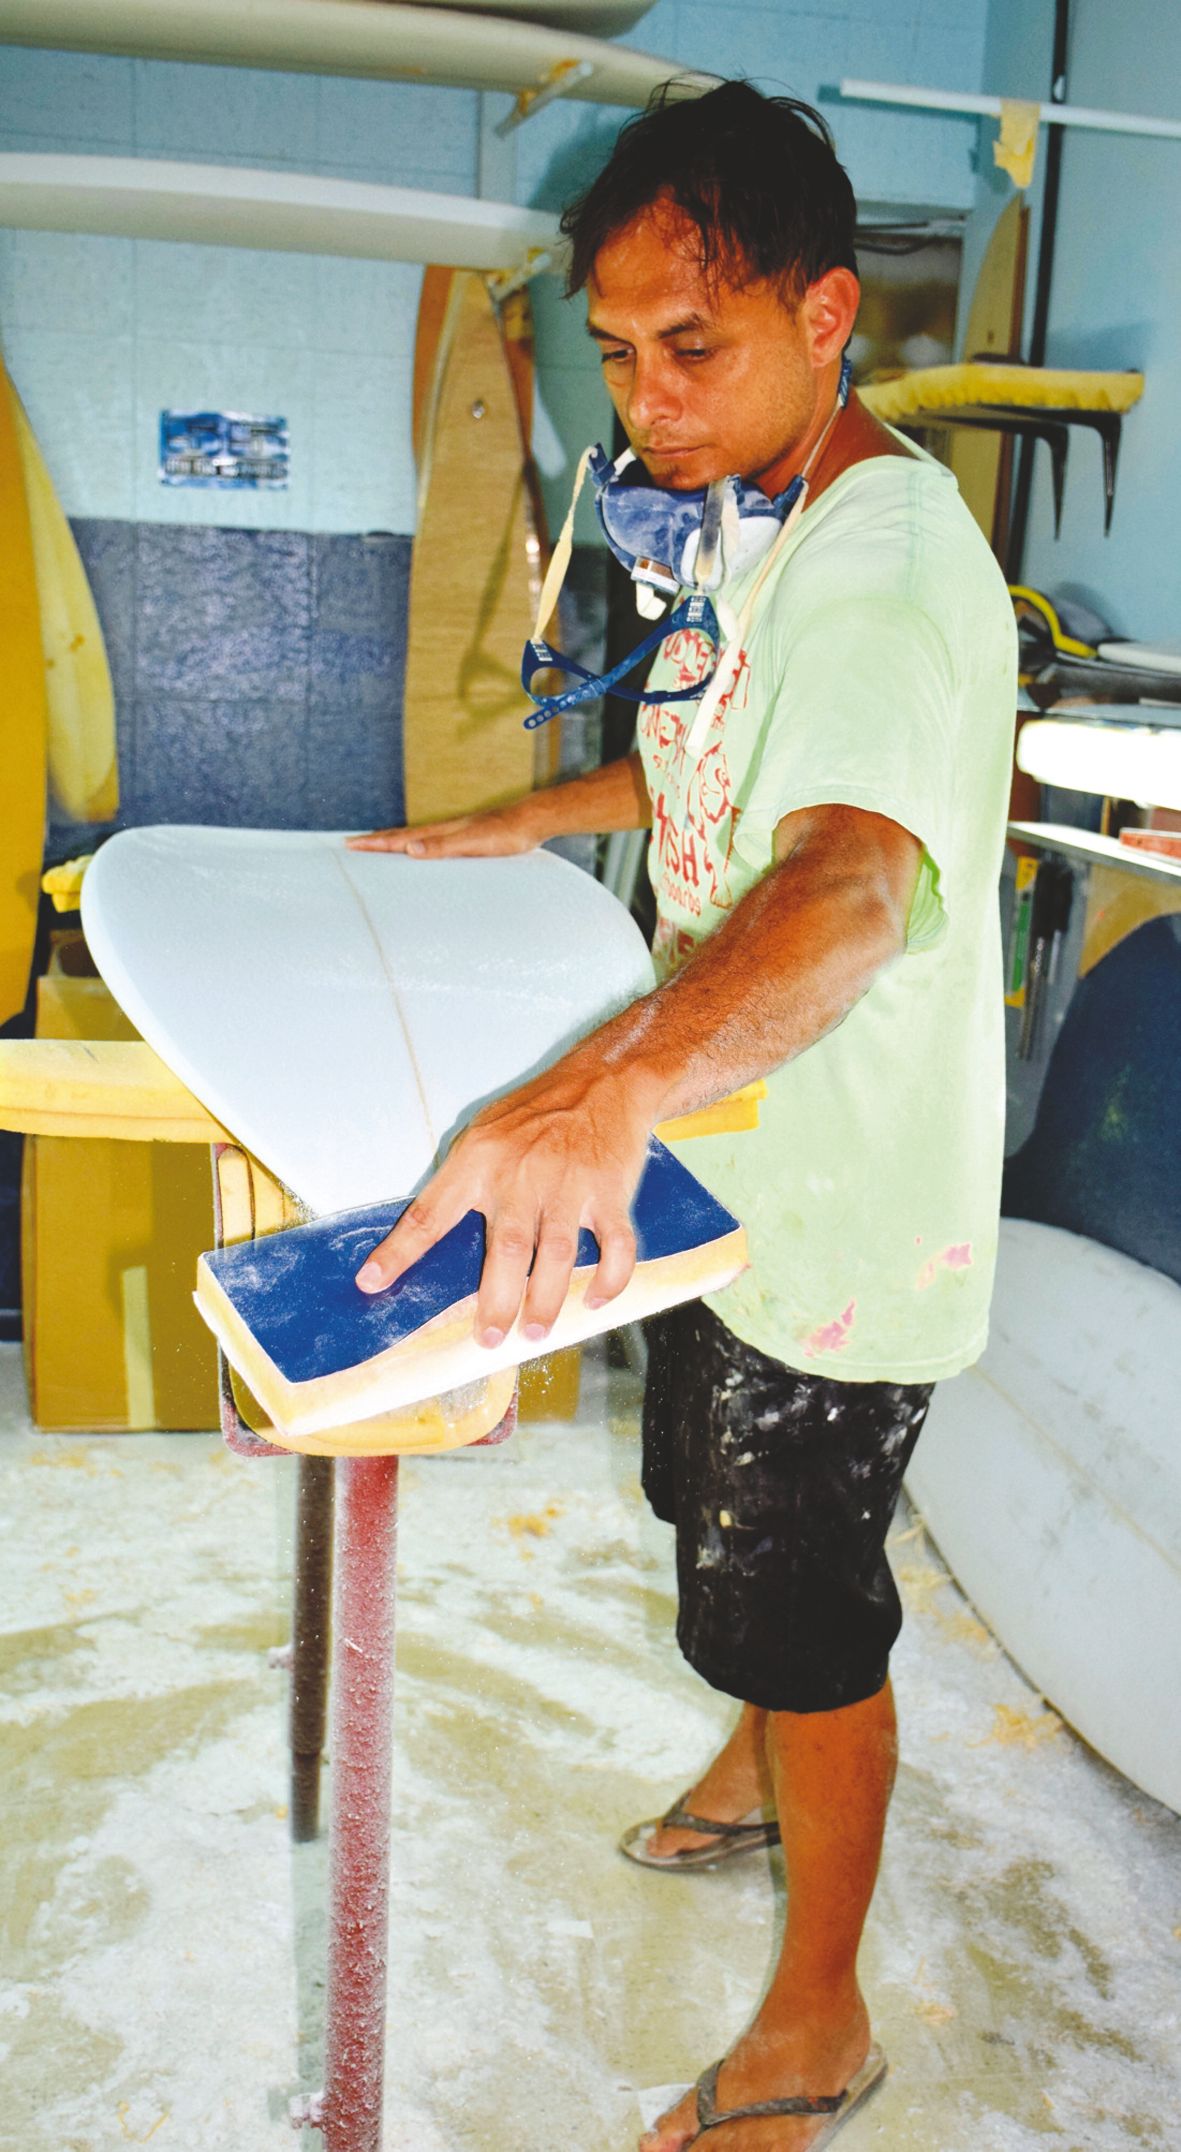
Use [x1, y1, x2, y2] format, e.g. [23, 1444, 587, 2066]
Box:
[641, 1301, 933, 1714]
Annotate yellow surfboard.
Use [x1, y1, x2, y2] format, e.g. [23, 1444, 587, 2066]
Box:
[403, 269, 552, 821]
[0, 364, 47, 1026]
[4, 363, 118, 824]
[946, 194, 1029, 554]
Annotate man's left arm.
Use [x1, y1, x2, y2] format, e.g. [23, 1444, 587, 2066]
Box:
[356, 803, 921, 1341]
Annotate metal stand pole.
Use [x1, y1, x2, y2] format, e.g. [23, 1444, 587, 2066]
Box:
[292, 1454, 400, 2151]
[290, 1456, 336, 1842]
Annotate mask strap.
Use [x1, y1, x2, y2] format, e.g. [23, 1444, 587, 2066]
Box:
[529, 445, 593, 648]
[692, 478, 728, 593]
[680, 362, 852, 762]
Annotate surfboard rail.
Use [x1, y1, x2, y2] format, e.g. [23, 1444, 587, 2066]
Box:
[0, 0, 714, 108]
[908, 1218, 1181, 1813]
[0, 155, 561, 272]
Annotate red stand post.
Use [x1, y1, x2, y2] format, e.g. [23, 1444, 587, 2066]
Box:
[298, 1455, 400, 2151]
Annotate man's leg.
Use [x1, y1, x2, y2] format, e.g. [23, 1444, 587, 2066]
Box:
[642, 1701, 769, 1860]
[634, 1306, 932, 2142]
[641, 1681, 896, 2151]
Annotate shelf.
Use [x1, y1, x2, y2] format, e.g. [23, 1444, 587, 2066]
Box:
[1008, 822, 1181, 885]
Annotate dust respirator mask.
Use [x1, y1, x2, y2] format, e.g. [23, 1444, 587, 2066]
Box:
[521, 356, 852, 758]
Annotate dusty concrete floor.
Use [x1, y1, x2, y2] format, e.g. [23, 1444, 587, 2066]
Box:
[1, 1339, 1178, 2152]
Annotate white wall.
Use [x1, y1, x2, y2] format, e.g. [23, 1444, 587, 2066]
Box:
[0, 52, 476, 531]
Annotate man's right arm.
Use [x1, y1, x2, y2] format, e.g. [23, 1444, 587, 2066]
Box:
[347, 751, 651, 858]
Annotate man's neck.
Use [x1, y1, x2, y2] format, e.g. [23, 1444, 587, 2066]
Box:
[754, 374, 914, 505]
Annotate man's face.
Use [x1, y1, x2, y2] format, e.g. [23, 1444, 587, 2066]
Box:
[585, 199, 854, 496]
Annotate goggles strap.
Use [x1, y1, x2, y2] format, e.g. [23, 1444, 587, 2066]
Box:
[522, 592, 721, 729]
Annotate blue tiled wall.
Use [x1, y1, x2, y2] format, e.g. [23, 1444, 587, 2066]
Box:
[54, 521, 615, 855]
[55, 521, 410, 851]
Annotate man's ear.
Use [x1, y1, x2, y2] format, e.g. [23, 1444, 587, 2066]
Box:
[802, 268, 860, 369]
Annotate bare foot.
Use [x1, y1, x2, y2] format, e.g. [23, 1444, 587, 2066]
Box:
[644, 1705, 774, 1860]
[639, 1995, 872, 2152]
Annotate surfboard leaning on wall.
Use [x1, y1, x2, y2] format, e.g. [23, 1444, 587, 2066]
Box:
[0, 359, 48, 1027]
[404, 267, 556, 821]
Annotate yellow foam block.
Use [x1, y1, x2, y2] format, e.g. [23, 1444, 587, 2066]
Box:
[860, 363, 1145, 424]
[0, 1036, 228, 1143]
[655, 1080, 766, 1142]
[42, 853, 94, 913]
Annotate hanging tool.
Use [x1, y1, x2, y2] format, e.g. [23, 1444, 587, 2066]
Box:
[1018, 858, 1074, 1060]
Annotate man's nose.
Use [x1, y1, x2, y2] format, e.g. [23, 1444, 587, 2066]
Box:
[625, 354, 681, 435]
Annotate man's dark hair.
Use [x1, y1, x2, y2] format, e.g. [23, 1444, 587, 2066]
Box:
[561, 80, 857, 302]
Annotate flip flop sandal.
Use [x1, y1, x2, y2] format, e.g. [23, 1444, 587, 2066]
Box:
[689, 2043, 888, 2145]
[618, 1800, 781, 1871]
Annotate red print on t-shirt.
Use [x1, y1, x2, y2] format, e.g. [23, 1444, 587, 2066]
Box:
[640, 624, 749, 927]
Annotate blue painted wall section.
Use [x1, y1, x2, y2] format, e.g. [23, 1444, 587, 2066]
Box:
[57, 522, 409, 849]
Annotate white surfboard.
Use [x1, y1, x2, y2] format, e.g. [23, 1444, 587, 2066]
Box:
[906, 1218, 1181, 1813]
[1097, 640, 1181, 676]
[80, 826, 656, 1218]
[0, 1, 708, 107]
[1016, 720, 1181, 814]
[408, 1, 655, 29]
[0, 157, 559, 274]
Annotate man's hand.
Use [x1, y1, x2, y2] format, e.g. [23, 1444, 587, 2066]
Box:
[350, 801, 918, 1352]
[346, 800, 542, 859]
[347, 754, 653, 859]
[355, 1059, 658, 1344]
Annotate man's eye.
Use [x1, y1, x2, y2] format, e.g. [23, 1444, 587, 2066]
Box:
[599, 349, 631, 366]
[675, 347, 712, 362]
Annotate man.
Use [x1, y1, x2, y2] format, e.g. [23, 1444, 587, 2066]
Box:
[351, 82, 1016, 2151]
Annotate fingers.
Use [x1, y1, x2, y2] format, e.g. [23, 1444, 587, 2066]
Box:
[520, 1213, 583, 1340]
[346, 819, 467, 855]
[585, 1210, 637, 1311]
[346, 809, 536, 859]
[477, 1201, 633, 1345]
[354, 1081, 645, 1353]
[474, 1210, 539, 1347]
[355, 1183, 469, 1294]
[359, 1185, 636, 1348]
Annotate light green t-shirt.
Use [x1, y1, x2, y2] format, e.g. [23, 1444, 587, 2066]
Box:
[637, 447, 1017, 1383]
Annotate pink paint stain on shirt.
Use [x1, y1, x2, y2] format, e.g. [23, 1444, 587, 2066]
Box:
[803, 1299, 857, 1356]
[916, 1242, 974, 1291]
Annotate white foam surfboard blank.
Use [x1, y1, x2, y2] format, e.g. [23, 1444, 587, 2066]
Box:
[80, 827, 657, 1218]
[908, 1218, 1181, 1813]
